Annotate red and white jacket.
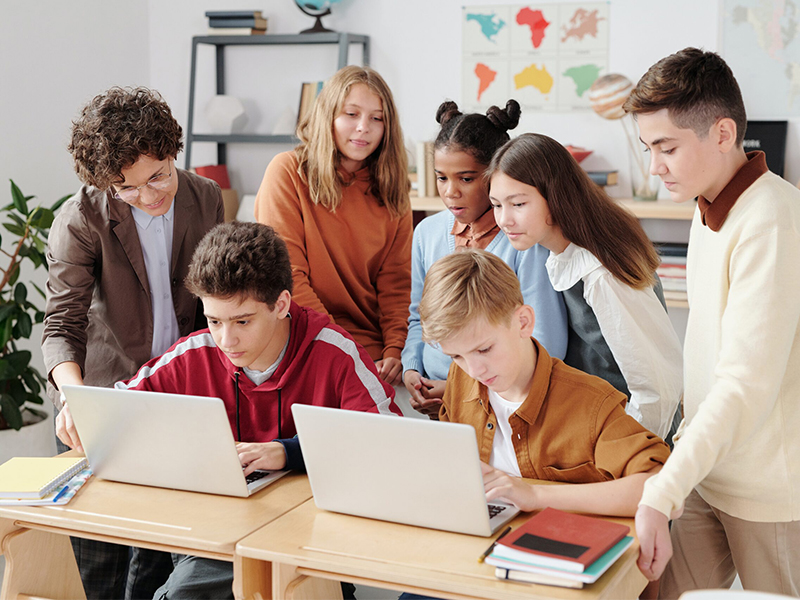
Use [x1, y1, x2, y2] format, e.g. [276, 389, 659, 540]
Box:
[116, 301, 400, 469]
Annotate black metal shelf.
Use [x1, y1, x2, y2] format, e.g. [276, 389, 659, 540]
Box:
[185, 32, 370, 167]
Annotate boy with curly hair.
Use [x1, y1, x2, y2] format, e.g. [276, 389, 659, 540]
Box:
[625, 48, 800, 596]
[42, 86, 223, 599]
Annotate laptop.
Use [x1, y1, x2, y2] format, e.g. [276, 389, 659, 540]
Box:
[62, 385, 287, 497]
[292, 405, 520, 537]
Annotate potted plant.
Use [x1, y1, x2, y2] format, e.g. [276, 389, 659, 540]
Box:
[0, 180, 68, 438]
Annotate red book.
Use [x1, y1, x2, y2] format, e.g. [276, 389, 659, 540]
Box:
[493, 507, 629, 573]
[194, 164, 231, 189]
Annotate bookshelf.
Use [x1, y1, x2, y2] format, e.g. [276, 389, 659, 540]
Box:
[410, 195, 692, 308]
[185, 32, 370, 168]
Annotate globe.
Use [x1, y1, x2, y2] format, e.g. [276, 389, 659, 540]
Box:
[295, 0, 344, 34]
[588, 74, 634, 120]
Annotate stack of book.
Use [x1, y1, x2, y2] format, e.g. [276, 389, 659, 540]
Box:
[297, 81, 325, 127]
[206, 10, 268, 35]
[0, 456, 92, 506]
[415, 142, 439, 199]
[655, 242, 688, 301]
[485, 507, 633, 589]
[586, 170, 618, 187]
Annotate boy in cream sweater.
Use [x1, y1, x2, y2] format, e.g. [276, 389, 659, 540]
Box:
[625, 48, 800, 596]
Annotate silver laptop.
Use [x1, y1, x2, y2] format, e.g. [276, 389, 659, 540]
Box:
[63, 385, 287, 497]
[292, 405, 519, 537]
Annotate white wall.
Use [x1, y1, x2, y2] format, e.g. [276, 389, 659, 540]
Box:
[146, 0, 800, 197]
[1, 0, 151, 374]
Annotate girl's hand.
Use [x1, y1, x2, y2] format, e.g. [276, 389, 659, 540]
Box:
[375, 357, 403, 385]
[481, 461, 539, 512]
[237, 442, 287, 475]
[403, 371, 444, 416]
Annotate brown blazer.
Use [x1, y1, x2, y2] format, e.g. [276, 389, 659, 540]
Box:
[440, 339, 670, 482]
[42, 169, 224, 405]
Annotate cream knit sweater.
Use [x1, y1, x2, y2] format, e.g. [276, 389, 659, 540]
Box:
[641, 170, 800, 522]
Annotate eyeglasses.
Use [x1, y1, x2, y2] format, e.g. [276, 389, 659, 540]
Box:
[113, 162, 173, 203]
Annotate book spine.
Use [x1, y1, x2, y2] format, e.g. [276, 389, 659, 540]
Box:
[425, 141, 437, 197]
[205, 11, 262, 18]
[416, 142, 427, 199]
[586, 171, 618, 186]
[208, 17, 266, 28]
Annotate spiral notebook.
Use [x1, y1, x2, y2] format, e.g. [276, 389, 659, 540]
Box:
[0, 456, 88, 498]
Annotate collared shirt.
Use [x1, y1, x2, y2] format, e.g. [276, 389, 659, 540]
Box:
[698, 151, 768, 231]
[440, 339, 670, 482]
[546, 243, 683, 439]
[131, 202, 180, 359]
[451, 208, 500, 249]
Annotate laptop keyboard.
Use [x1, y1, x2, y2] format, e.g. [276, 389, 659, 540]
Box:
[245, 470, 271, 484]
[488, 504, 507, 519]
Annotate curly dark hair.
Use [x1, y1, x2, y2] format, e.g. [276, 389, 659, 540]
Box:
[434, 99, 521, 165]
[185, 222, 294, 308]
[68, 86, 184, 190]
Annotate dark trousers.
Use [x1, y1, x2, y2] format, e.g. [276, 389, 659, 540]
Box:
[56, 424, 173, 599]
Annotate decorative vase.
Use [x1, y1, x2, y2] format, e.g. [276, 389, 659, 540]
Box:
[628, 144, 659, 201]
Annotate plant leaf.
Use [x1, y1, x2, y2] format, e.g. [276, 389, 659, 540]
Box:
[3, 223, 25, 236]
[10, 180, 29, 215]
[22, 370, 41, 395]
[13, 282, 26, 305]
[52, 194, 72, 212]
[0, 393, 22, 430]
[14, 312, 32, 339]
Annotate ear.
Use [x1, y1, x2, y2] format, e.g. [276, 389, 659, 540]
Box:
[275, 289, 292, 318]
[515, 305, 536, 338]
[715, 117, 738, 153]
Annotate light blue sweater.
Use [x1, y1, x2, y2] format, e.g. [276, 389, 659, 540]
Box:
[401, 210, 568, 380]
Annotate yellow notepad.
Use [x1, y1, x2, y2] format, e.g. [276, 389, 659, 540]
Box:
[0, 456, 89, 498]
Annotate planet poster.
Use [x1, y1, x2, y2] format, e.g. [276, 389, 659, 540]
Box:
[462, 3, 609, 112]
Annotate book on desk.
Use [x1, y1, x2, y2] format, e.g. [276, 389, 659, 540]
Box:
[485, 507, 633, 588]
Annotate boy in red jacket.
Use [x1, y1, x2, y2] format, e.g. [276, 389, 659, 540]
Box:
[117, 221, 400, 598]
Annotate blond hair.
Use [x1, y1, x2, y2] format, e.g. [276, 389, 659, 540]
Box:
[419, 250, 523, 344]
[295, 66, 410, 218]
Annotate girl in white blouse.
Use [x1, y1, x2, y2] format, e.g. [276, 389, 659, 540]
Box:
[486, 132, 683, 442]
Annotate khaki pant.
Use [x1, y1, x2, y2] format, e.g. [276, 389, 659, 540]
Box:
[660, 489, 800, 599]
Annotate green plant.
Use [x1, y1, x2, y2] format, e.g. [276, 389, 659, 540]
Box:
[0, 180, 69, 430]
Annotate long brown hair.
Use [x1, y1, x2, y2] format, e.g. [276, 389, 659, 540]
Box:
[295, 66, 409, 218]
[487, 133, 658, 288]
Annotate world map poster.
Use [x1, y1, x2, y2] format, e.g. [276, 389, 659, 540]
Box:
[722, 0, 800, 116]
[462, 3, 609, 112]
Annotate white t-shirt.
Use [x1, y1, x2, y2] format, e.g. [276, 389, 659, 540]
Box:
[487, 389, 523, 477]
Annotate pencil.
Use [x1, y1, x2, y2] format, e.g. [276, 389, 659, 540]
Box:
[478, 525, 513, 563]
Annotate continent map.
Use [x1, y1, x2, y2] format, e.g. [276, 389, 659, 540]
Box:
[463, 3, 609, 112]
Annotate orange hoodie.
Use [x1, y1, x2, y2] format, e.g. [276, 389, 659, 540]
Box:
[255, 151, 412, 362]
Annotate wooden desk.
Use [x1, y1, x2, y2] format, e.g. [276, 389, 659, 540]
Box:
[0, 474, 311, 600]
[235, 499, 647, 600]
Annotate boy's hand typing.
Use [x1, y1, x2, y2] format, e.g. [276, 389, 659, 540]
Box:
[403, 370, 444, 416]
[375, 357, 403, 385]
[237, 441, 287, 475]
[481, 462, 538, 512]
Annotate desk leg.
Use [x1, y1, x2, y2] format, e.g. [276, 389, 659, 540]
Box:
[273, 564, 342, 600]
[0, 528, 85, 600]
[233, 554, 271, 600]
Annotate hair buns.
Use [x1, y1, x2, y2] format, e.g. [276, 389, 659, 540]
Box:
[486, 99, 521, 132]
[436, 100, 462, 126]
